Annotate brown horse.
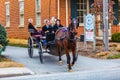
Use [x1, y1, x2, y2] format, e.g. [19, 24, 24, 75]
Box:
[55, 18, 79, 72]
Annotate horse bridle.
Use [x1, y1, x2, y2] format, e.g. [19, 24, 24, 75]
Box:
[67, 19, 78, 41]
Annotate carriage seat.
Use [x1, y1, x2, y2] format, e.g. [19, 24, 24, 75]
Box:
[28, 29, 42, 38]
[47, 40, 55, 44]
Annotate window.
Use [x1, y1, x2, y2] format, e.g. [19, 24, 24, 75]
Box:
[76, 0, 89, 24]
[35, 0, 41, 26]
[5, 2, 10, 27]
[36, 0, 40, 12]
[19, 0, 24, 27]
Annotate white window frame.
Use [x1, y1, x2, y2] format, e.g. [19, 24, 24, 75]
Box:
[5, 2, 10, 27]
[76, 0, 89, 26]
[35, 0, 41, 27]
[19, 0, 24, 27]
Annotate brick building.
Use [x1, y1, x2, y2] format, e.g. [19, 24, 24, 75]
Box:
[0, 0, 119, 39]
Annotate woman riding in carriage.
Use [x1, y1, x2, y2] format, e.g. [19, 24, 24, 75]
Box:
[28, 18, 42, 42]
[55, 19, 63, 29]
[28, 18, 41, 35]
[41, 17, 63, 43]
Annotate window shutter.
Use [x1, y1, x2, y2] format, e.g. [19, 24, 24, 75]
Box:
[113, 0, 119, 25]
[71, 0, 77, 18]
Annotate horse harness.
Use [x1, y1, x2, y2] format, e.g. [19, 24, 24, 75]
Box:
[55, 28, 77, 43]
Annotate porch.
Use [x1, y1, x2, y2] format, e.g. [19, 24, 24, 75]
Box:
[57, 0, 119, 36]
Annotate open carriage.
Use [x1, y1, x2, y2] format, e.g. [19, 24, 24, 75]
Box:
[28, 18, 79, 71]
[28, 28, 65, 63]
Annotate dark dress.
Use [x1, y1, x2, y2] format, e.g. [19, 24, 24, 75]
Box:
[42, 25, 53, 42]
[42, 25, 52, 36]
[54, 24, 63, 29]
[51, 25, 58, 32]
[49, 24, 63, 41]
[28, 23, 40, 36]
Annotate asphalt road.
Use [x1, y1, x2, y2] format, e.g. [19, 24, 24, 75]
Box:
[1, 46, 120, 80]
[2, 68, 120, 80]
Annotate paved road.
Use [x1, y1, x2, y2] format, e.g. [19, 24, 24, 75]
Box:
[1, 46, 120, 80]
[2, 68, 120, 80]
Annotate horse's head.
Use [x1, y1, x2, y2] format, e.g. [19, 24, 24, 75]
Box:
[68, 18, 79, 39]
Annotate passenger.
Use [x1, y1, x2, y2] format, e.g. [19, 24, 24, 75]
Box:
[42, 19, 52, 42]
[42, 19, 52, 36]
[49, 17, 58, 41]
[28, 18, 41, 35]
[55, 19, 64, 29]
[55, 19, 66, 40]
[50, 17, 58, 33]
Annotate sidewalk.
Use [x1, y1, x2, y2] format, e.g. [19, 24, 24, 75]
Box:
[0, 67, 34, 78]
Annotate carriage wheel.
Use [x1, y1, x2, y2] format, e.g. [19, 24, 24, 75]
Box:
[38, 42, 43, 63]
[28, 37, 33, 58]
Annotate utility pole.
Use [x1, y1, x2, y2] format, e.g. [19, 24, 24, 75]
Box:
[103, 0, 109, 50]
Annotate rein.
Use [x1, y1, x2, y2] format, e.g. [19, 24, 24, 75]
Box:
[67, 24, 77, 41]
[55, 28, 66, 41]
[55, 18, 78, 42]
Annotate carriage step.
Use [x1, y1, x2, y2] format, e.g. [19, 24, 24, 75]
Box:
[32, 44, 37, 46]
[42, 49, 50, 53]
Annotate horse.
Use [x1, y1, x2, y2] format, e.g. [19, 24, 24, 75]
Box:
[55, 18, 79, 72]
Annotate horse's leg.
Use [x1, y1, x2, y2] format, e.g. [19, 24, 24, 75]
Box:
[63, 40, 72, 72]
[71, 43, 77, 66]
[57, 42, 62, 64]
[65, 48, 72, 72]
[71, 48, 76, 66]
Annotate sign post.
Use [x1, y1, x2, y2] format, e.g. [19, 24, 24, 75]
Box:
[103, 0, 109, 51]
[84, 14, 96, 51]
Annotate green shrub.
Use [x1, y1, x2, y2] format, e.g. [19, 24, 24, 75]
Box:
[111, 32, 120, 42]
[107, 54, 120, 59]
[0, 24, 8, 51]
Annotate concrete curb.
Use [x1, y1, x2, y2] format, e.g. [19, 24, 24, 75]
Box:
[0, 67, 34, 78]
[1, 67, 120, 80]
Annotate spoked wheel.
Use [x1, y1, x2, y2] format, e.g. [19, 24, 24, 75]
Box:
[28, 37, 33, 58]
[38, 42, 43, 64]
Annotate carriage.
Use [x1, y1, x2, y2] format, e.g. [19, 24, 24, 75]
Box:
[28, 18, 79, 71]
[27, 28, 65, 63]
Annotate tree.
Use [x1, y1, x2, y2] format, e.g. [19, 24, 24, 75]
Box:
[90, 0, 115, 24]
[90, 0, 115, 51]
[0, 24, 8, 51]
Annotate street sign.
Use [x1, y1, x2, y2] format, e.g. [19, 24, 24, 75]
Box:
[84, 13, 96, 51]
[84, 14, 95, 41]
[85, 14, 94, 31]
[85, 31, 94, 41]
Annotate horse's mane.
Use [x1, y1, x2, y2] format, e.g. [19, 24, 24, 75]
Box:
[55, 27, 63, 35]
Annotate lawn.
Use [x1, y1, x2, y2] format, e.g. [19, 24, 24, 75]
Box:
[0, 55, 24, 68]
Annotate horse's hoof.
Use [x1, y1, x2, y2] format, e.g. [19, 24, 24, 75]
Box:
[68, 69, 73, 72]
[70, 63, 74, 66]
[59, 61, 62, 65]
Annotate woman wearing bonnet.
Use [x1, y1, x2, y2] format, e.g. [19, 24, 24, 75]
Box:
[28, 18, 41, 35]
